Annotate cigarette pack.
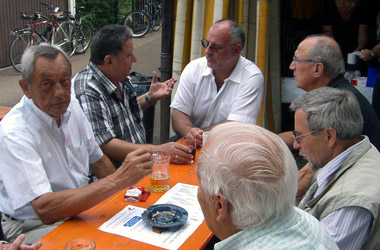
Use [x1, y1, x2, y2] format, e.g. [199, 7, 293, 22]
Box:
[124, 186, 144, 202]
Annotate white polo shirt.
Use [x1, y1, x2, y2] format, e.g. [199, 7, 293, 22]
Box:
[170, 56, 264, 128]
[0, 96, 103, 220]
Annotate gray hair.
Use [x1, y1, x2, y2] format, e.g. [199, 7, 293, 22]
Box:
[290, 87, 363, 140]
[214, 19, 246, 49]
[197, 122, 298, 230]
[21, 43, 72, 84]
[90, 24, 133, 65]
[306, 34, 345, 78]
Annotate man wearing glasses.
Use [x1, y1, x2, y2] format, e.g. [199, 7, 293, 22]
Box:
[278, 35, 380, 199]
[170, 19, 264, 146]
[291, 87, 380, 249]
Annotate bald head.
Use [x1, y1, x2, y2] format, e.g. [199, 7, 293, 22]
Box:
[290, 35, 345, 91]
[304, 35, 345, 78]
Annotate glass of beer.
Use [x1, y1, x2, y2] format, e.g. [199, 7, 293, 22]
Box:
[150, 150, 170, 192]
[181, 136, 197, 164]
[65, 238, 96, 250]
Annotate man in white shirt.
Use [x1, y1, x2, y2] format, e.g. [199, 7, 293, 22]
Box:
[170, 19, 264, 145]
[0, 44, 152, 245]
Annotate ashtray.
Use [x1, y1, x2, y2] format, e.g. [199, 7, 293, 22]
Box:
[141, 204, 188, 228]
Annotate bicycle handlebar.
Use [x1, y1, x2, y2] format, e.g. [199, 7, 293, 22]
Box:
[20, 11, 47, 20]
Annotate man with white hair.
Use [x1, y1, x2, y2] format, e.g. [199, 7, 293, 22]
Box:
[196, 122, 338, 249]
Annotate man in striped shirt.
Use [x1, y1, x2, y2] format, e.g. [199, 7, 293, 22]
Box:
[293, 87, 380, 249]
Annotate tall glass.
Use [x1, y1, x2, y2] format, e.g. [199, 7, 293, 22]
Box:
[65, 238, 96, 250]
[150, 150, 170, 192]
[181, 137, 197, 164]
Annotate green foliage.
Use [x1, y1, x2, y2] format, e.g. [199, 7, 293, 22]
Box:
[75, 0, 133, 33]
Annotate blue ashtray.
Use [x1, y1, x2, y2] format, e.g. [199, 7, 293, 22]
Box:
[141, 204, 188, 228]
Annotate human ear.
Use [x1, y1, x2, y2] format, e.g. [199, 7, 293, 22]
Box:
[214, 194, 230, 222]
[104, 55, 113, 65]
[19, 79, 31, 98]
[326, 127, 337, 147]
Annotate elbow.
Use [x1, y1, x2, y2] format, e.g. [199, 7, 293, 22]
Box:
[36, 211, 61, 225]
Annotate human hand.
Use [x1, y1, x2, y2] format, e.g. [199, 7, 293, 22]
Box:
[185, 127, 203, 146]
[148, 71, 177, 102]
[359, 49, 373, 61]
[0, 234, 42, 250]
[296, 163, 316, 198]
[158, 142, 194, 164]
[112, 148, 153, 188]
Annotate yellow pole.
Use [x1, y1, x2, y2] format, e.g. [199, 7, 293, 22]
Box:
[256, 0, 270, 127]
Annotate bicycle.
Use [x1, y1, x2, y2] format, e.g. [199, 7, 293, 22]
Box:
[9, 3, 75, 72]
[59, 6, 93, 54]
[123, 1, 162, 38]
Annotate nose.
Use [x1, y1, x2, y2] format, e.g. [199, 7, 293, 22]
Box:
[289, 60, 296, 71]
[54, 83, 65, 99]
[132, 53, 137, 63]
[293, 139, 300, 150]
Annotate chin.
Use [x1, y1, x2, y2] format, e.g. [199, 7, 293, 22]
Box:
[309, 162, 320, 172]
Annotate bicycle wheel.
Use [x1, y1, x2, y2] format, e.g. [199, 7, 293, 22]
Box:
[152, 8, 162, 32]
[9, 32, 43, 73]
[123, 11, 151, 38]
[54, 21, 76, 57]
[75, 22, 92, 54]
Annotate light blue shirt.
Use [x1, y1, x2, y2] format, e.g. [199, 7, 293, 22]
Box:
[214, 207, 338, 250]
[314, 138, 373, 249]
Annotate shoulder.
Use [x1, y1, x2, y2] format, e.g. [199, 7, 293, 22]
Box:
[238, 56, 263, 76]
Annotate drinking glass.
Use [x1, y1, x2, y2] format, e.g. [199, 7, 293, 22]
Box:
[150, 150, 170, 192]
[65, 238, 96, 250]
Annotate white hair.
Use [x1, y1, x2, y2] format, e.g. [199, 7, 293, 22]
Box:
[197, 122, 298, 229]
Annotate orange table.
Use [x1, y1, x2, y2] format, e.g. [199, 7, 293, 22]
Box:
[38, 151, 212, 249]
[0, 106, 11, 121]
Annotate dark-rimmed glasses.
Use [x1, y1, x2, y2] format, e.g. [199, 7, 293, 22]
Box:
[292, 129, 321, 144]
[292, 56, 316, 63]
[201, 39, 236, 52]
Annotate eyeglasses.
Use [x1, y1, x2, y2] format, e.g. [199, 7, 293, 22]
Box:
[292, 56, 316, 63]
[201, 39, 236, 52]
[292, 129, 321, 144]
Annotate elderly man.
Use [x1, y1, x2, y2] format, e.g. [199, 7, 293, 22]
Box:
[170, 19, 264, 145]
[281, 34, 380, 150]
[279, 34, 380, 197]
[292, 87, 380, 249]
[72, 24, 192, 166]
[196, 122, 338, 249]
[0, 44, 152, 244]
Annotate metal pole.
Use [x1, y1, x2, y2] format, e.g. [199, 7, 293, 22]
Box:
[159, 0, 174, 143]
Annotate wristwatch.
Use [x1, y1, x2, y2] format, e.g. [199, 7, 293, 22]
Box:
[145, 93, 156, 106]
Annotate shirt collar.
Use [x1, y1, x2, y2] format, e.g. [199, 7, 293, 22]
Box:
[88, 62, 118, 95]
[201, 56, 243, 84]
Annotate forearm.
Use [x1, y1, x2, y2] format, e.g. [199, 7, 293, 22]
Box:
[171, 109, 194, 137]
[137, 93, 156, 111]
[372, 43, 380, 57]
[356, 25, 368, 50]
[89, 154, 116, 179]
[100, 138, 155, 162]
[31, 149, 153, 225]
[31, 176, 120, 224]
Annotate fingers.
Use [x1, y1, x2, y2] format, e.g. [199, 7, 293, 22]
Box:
[151, 71, 158, 84]
[31, 241, 43, 250]
[10, 234, 25, 247]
